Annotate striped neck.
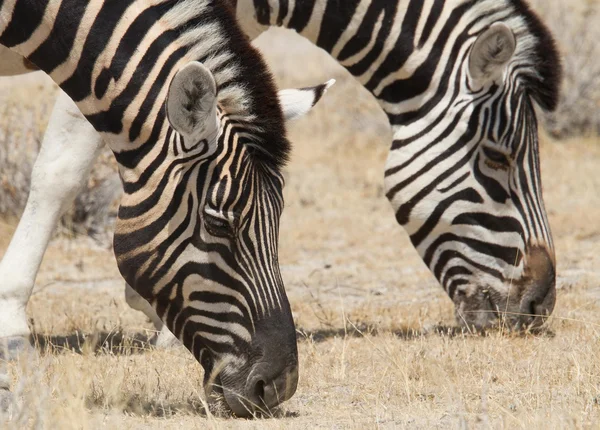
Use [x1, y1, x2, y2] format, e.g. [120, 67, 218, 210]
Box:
[1, 0, 288, 168]
[235, 0, 557, 129]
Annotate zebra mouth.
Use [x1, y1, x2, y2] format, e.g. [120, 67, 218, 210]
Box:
[202, 360, 263, 418]
[454, 288, 501, 331]
[204, 374, 231, 416]
[205, 373, 268, 418]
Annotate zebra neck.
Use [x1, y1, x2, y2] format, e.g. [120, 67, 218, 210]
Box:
[237, 0, 511, 129]
[0, 0, 285, 155]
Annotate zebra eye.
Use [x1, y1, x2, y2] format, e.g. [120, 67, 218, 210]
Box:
[204, 213, 235, 238]
[482, 147, 511, 170]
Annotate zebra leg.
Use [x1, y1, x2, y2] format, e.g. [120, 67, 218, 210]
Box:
[124, 284, 179, 348]
[0, 90, 104, 408]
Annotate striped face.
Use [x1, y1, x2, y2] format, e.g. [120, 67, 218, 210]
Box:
[231, 0, 561, 331]
[115, 122, 296, 415]
[113, 62, 331, 415]
[385, 21, 558, 330]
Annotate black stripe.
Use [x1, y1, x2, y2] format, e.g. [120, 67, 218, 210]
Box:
[453, 213, 524, 237]
[129, 45, 188, 141]
[108, 105, 167, 169]
[346, 0, 398, 76]
[447, 279, 469, 300]
[276, 0, 288, 25]
[390, 116, 480, 225]
[431, 233, 520, 267]
[433, 251, 504, 285]
[0, 0, 49, 47]
[61, 0, 136, 102]
[418, 0, 444, 48]
[386, 8, 502, 125]
[27, 0, 87, 74]
[94, 1, 178, 99]
[377, 1, 474, 107]
[409, 188, 483, 248]
[253, 0, 271, 25]
[288, 0, 316, 33]
[472, 153, 510, 203]
[364, 0, 424, 93]
[118, 153, 198, 221]
[338, 0, 389, 62]
[142, 195, 195, 278]
[316, 0, 360, 53]
[438, 172, 469, 193]
[387, 103, 471, 175]
[85, 27, 179, 136]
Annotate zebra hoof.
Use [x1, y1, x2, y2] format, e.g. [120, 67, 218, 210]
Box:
[0, 336, 34, 362]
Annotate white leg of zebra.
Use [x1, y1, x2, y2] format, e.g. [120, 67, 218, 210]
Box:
[0, 90, 104, 406]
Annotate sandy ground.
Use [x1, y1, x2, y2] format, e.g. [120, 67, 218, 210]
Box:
[0, 30, 599, 429]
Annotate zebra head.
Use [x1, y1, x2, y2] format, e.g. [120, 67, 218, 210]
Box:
[385, 10, 561, 331]
[114, 61, 332, 416]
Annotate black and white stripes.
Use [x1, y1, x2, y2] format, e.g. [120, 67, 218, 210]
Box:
[236, 0, 561, 329]
[0, 0, 332, 415]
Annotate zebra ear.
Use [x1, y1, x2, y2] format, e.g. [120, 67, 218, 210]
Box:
[469, 23, 516, 84]
[166, 61, 218, 141]
[279, 79, 335, 121]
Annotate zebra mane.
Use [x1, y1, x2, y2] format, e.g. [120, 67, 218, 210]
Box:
[220, 1, 291, 169]
[508, 0, 562, 112]
[213, 1, 291, 169]
[168, 0, 290, 169]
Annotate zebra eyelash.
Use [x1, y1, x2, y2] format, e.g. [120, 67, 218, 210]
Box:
[204, 209, 238, 238]
[482, 146, 512, 170]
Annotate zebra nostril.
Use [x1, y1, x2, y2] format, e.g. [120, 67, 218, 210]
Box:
[254, 379, 266, 403]
[520, 246, 556, 326]
[529, 299, 537, 316]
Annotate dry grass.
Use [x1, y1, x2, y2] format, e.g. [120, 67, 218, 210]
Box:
[1, 24, 600, 430]
[528, 0, 600, 137]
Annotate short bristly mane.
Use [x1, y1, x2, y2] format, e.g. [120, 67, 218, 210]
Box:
[165, 1, 290, 169]
[509, 0, 562, 111]
[214, 2, 290, 168]
[220, 1, 290, 168]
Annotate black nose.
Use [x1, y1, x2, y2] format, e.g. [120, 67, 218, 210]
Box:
[245, 363, 299, 412]
[222, 310, 299, 417]
[519, 247, 556, 326]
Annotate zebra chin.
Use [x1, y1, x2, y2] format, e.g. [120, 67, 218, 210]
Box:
[452, 246, 556, 332]
[205, 362, 299, 417]
[200, 312, 299, 417]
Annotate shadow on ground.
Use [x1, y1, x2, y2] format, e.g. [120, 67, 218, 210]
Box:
[300, 323, 554, 343]
[297, 324, 475, 343]
[30, 323, 554, 357]
[31, 331, 155, 356]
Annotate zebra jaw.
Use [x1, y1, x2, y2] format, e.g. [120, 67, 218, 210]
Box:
[451, 246, 556, 332]
[198, 312, 300, 417]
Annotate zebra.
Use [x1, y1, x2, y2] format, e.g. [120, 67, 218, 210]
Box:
[5, 0, 562, 335]
[0, 0, 333, 417]
[230, 0, 562, 330]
